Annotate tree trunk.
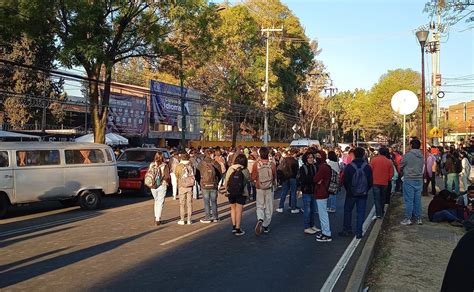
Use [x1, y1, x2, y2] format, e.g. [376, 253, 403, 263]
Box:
[87, 70, 105, 144]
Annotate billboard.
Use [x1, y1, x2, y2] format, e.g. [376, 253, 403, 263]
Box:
[150, 80, 194, 126]
[107, 92, 147, 136]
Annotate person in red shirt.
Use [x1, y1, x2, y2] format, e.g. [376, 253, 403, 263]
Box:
[314, 150, 332, 242]
[370, 147, 394, 218]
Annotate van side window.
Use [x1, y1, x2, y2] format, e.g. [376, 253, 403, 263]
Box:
[16, 150, 60, 167]
[105, 149, 113, 162]
[0, 151, 8, 167]
[65, 149, 105, 164]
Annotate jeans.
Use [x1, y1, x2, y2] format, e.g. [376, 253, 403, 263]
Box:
[446, 173, 460, 196]
[279, 178, 297, 210]
[170, 173, 178, 199]
[391, 179, 397, 194]
[202, 189, 218, 220]
[402, 179, 423, 220]
[343, 195, 367, 237]
[317, 199, 331, 236]
[372, 185, 387, 217]
[302, 194, 317, 229]
[256, 188, 274, 227]
[179, 187, 193, 221]
[248, 182, 257, 201]
[423, 174, 436, 196]
[151, 184, 167, 221]
[432, 209, 461, 222]
[328, 194, 337, 210]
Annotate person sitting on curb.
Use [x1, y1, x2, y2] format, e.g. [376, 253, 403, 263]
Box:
[456, 185, 474, 231]
[428, 190, 463, 227]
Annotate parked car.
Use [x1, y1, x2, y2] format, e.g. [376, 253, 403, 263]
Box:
[0, 142, 119, 218]
[116, 148, 170, 196]
[290, 138, 320, 148]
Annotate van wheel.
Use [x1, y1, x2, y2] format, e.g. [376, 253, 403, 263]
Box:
[60, 198, 78, 208]
[140, 182, 152, 197]
[0, 194, 10, 219]
[79, 190, 101, 210]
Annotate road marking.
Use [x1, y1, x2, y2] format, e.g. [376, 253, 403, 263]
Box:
[0, 214, 97, 238]
[320, 206, 376, 292]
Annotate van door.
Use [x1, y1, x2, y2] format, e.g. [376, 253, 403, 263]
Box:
[0, 150, 14, 202]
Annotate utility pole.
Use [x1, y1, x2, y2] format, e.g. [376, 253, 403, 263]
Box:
[261, 27, 282, 146]
[179, 50, 186, 149]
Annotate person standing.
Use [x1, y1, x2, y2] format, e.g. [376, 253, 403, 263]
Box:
[460, 151, 472, 193]
[169, 151, 180, 200]
[314, 151, 333, 242]
[276, 148, 300, 213]
[224, 154, 250, 236]
[175, 152, 196, 225]
[327, 150, 342, 213]
[252, 147, 277, 235]
[423, 149, 437, 196]
[445, 151, 461, 196]
[369, 147, 393, 219]
[339, 147, 373, 239]
[400, 139, 425, 225]
[149, 151, 171, 226]
[298, 152, 319, 234]
[196, 148, 222, 223]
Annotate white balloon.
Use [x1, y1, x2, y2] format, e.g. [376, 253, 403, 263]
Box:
[391, 90, 419, 115]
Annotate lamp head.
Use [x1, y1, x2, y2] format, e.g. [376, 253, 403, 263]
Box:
[416, 30, 429, 46]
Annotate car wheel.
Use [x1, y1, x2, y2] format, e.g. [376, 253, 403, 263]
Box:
[79, 190, 102, 210]
[59, 198, 78, 208]
[140, 181, 152, 197]
[0, 194, 10, 219]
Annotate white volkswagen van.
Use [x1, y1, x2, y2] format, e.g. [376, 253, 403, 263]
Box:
[0, 142, 119, 218]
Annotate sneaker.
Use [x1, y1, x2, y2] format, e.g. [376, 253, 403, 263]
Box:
[291, 209, 300, 214]
[304, 228, 317, 234]
[327, 208, 336, 213]
[400, 218, 412, 225]
[416, 218, 423, 225]
[187, 220, 192, 225]
[338, 230, 353, 237]
[263, 226, 270, 234]
[200, 219, 212, 224]
[311, 226, 321, 232]
[212, 218, 220, 223]
[316, 233, 332, 242]
[255, 219, 264, 236]
[234, 229, 245, 236]
[276, 208, 283, 213]
[155, 220, 161, 226]
[450, 221, 464, 227]
[177, 220, 185, 225]
[232, 225, 237, 233]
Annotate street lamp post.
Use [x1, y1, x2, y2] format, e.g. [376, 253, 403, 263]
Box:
[416, 29, 429, 164]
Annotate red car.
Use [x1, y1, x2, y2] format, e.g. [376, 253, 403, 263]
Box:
[116, 148, 170, 196]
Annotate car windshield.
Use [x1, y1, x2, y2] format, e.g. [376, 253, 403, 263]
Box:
[118, 150, 156, 162]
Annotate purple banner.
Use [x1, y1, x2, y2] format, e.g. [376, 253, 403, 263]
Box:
[107, 93, 147, 136]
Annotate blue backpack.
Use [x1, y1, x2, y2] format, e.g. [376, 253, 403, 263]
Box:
[350, 162, 369, 196]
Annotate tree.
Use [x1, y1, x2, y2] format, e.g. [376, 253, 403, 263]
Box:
[425, 0, 474, 29]
[50, 0, 215, 144]
[4, 96, 30, 129]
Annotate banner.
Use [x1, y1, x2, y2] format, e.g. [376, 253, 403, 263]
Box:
[107, 93, 147, 135]
[150, 80, 191, 126]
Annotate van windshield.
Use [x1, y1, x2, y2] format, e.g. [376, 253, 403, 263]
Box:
[118, 150, 155, 162]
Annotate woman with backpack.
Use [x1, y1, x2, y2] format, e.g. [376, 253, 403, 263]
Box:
[327, 151, 342, 213]
[297, 152, 319, 235]
[148, 151, 171, 226]
[224, 154, 250, 236]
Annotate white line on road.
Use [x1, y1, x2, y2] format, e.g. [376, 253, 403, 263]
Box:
[320, 206, 376, 292]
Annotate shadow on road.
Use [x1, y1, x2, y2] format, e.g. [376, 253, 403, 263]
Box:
[0, 226, 77, 248]
[0, 228, 162, 289]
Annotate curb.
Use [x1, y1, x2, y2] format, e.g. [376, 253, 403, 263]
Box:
[344, 217, 382, 292]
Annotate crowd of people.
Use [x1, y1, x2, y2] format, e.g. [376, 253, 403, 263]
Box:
[143, 138, 474, 241]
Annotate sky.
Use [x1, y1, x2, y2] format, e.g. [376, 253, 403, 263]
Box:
[278, 0, 474, 107]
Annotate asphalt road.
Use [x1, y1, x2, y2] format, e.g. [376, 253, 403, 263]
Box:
[0, 188, 375, 291]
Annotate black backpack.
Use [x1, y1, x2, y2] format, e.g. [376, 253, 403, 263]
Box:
[454, 158, 462, 174]
[227, 167, 245, 198]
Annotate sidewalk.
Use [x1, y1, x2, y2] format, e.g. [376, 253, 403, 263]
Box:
[365, 193, 465, 291]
